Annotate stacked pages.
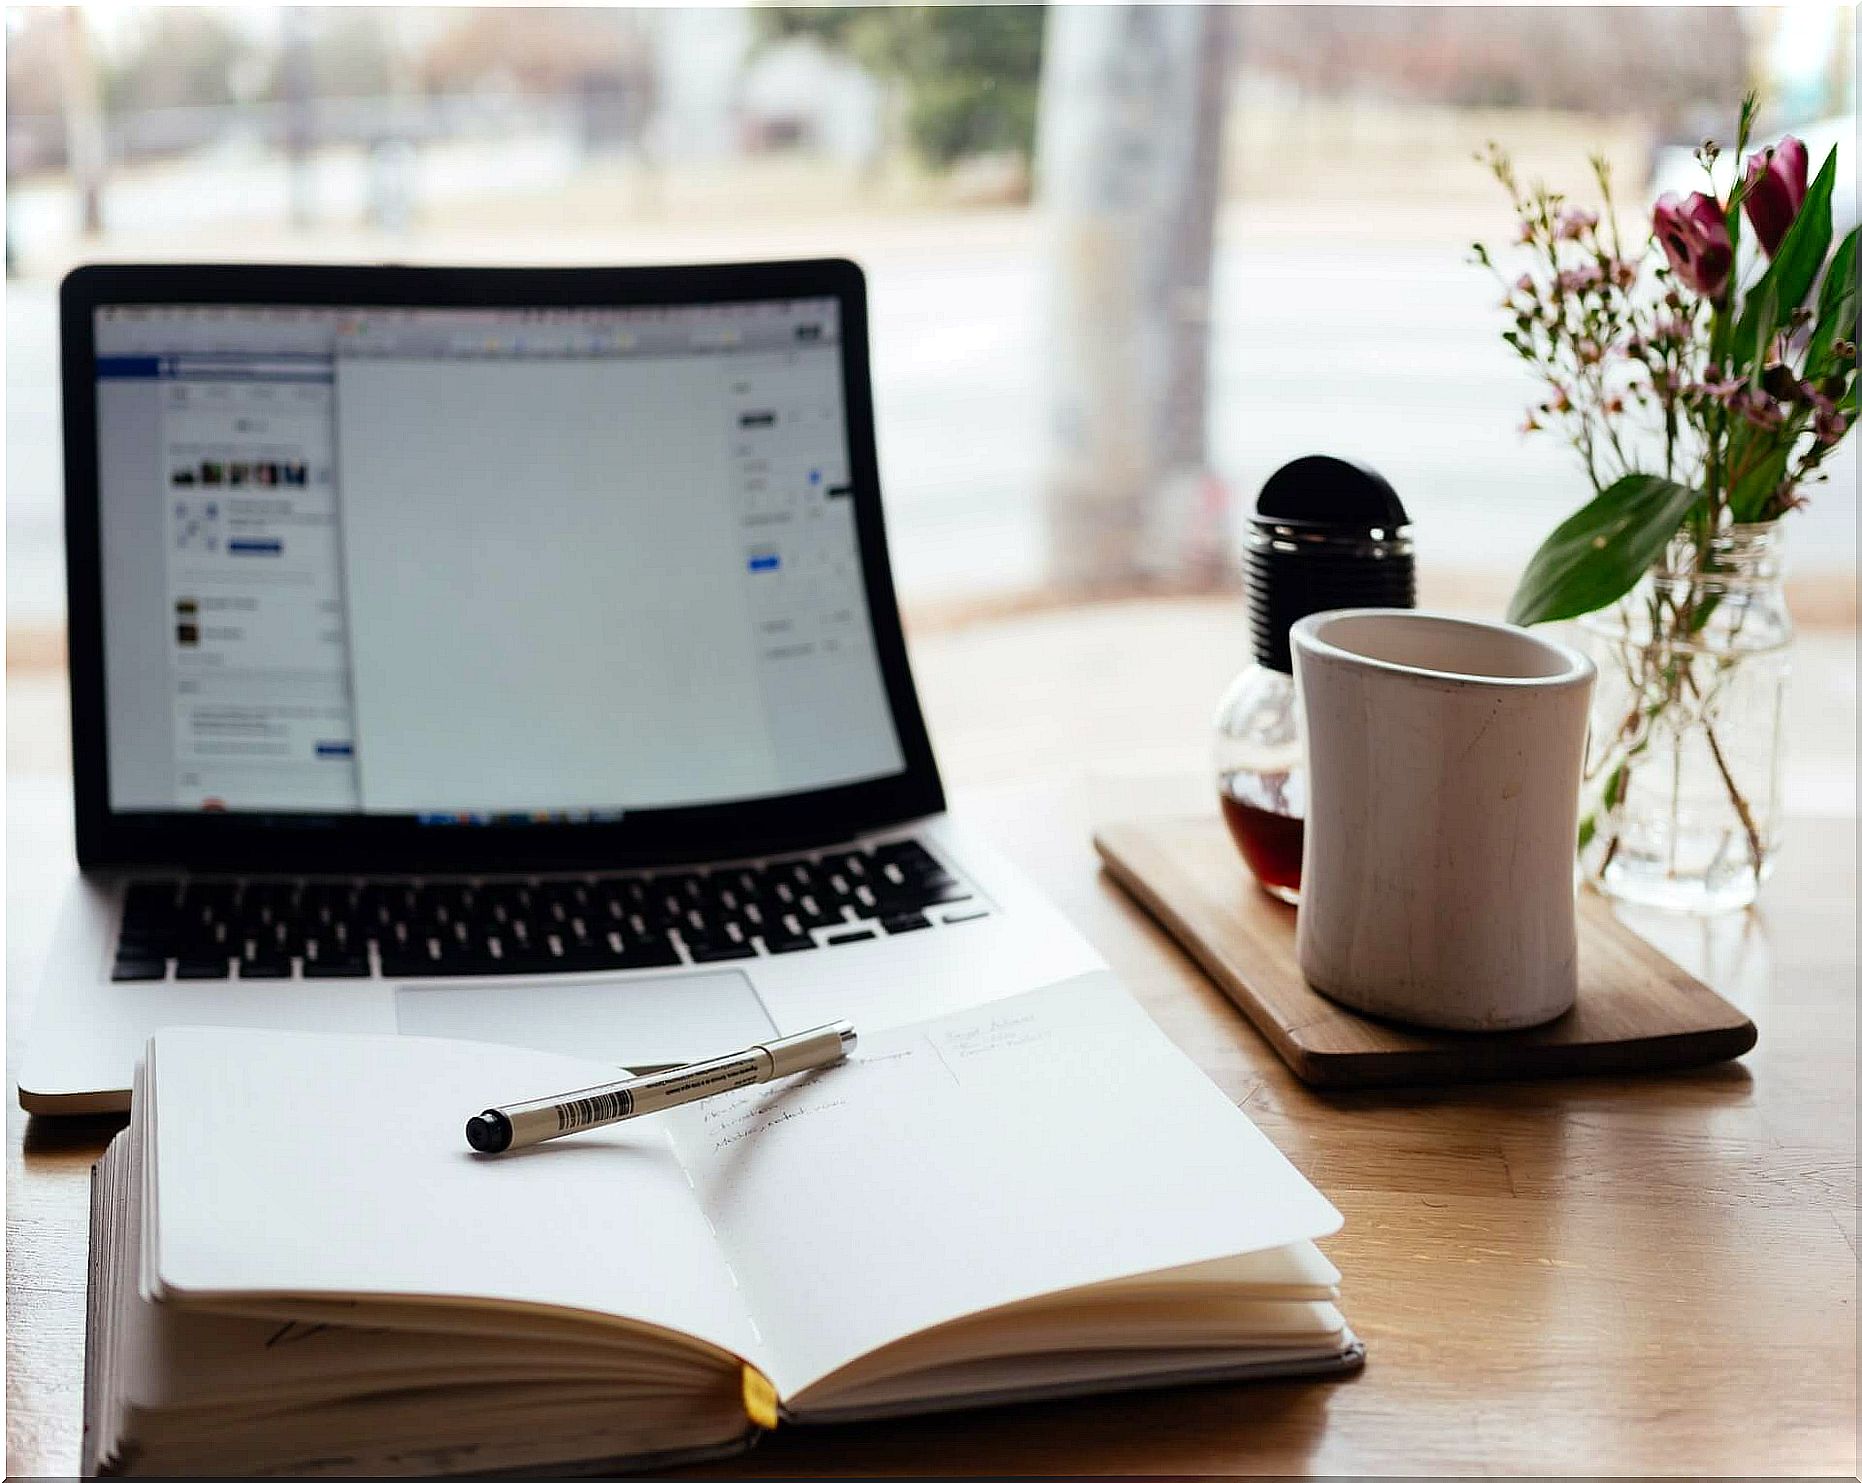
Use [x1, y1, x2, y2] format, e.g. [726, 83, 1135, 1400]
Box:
[85, 970, 1361, 1476]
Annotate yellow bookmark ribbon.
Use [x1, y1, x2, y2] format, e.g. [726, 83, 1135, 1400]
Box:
[741, 1365, 779, 1430]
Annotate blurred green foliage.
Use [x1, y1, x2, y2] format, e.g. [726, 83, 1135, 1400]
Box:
[757, 6, 1046, 167]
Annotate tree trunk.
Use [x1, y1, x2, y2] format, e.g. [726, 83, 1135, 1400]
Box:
[60, 7, 106, 238]
[1035, 3, 1234, 594]
[282, 7, 317, 229]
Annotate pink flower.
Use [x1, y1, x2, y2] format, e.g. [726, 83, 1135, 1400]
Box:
[1743, 136, 1810, 258]
[1688, 368, 1747, 405]
[1653, 192, 1733, 299]
[1732, 387, 1786, 431]
[1555, 264, 1603, 295]
[1760, 363, 1807, 402]
[1514, 273, 1535, 295]
[1555, 207, 1598, 240]
[1798, 382, 1853, 445]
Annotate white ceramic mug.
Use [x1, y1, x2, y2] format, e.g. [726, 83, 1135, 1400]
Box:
[1290, 609, 1596, 1032]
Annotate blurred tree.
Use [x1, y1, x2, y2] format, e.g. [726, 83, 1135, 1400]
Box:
[6, 9, 66, 123]
[1037, 4, 1235, 592]
[6, 6, 68, 209]
[281, 5, 315, 227]
[418, 7, 652, 99]
[417, 5, 656, 151]
[63, 6, 106, 236]
[756, 5, 1045, 166]
[276, 8, 398, 101]
[1235, 6, 1749, 141]
[99, 7, 254, 113]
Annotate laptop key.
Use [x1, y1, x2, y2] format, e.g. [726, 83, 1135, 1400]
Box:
[877, 878, 972, 911]
[118, 928, 180, 958]
[761, 933, 817, 955]
[872, 840, 941, 873]
[880, 913, 932, 935]
[685, 937, 757, 963]
[412, 957, 537, 977]
[824, 928, 876, 946]
[549, 937, 626, 972]
[238, 959, 292, 980]
[623, 936, 683, 969]
[796, 894, 841, 929]
[378, 952, 456, 978]
[174, 957, 231, 980]
[302, 956, 371, 979]
[488, 951, 561, 976]
[658, 872, 707, 904]
[818, 850, 870, 880]
[780, 859, 819, 887]
[111, 957, 167, 982]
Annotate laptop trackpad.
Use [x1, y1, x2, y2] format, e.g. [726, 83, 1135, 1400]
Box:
[393, 970, 777, 1070]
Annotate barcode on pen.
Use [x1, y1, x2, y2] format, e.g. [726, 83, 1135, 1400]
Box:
[555, 1088, 633, 1132]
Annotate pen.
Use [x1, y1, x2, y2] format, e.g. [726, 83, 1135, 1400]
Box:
[464, 1020, 857, 1154]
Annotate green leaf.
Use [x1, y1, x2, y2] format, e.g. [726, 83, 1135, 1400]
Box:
[1729, 434, 1792, 523]
[1805, 224, 1858, 373]
[1687, 590, 1724, 636]
[1745, 281, 1779, 381]
[1507, 474, 1701, 626]
[1602, 761, 1630, 811]
[1732, 146, 1836, 366]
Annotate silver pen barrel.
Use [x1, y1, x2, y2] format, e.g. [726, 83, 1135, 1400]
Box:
[466, 1020, 856, 1154]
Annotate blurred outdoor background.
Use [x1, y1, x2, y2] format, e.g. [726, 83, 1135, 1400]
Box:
[5, 3, 1857, 657]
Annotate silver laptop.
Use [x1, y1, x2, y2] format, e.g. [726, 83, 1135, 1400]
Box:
[21, 260, 1102, 1115]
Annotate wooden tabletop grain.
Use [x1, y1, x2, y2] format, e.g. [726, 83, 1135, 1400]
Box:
[7, 606, 1858, 1476]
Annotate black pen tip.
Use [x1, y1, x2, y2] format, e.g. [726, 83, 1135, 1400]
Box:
[465, 1111, 512, 1154]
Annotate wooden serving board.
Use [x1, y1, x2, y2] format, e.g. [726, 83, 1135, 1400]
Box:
[1095, 815, 1757, 1088]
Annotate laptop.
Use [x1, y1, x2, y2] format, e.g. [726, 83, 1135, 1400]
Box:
[20, 260, 1103, 1115]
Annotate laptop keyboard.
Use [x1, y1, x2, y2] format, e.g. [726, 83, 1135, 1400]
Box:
[110, 837, 989, 983]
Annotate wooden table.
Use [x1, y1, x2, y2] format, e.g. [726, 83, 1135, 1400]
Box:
[7, 604, 1858, 1476]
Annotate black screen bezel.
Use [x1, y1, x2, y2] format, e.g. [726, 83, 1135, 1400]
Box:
[63, 259, 945, 871]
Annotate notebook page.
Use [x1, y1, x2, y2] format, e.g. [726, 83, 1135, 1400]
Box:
[661, 970, 1342, 1399]
[146, 1028, 759, 1365]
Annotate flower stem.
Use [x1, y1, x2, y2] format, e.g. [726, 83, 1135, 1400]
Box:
[1699, 714, 1766, 879]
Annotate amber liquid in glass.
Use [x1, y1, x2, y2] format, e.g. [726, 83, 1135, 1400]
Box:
[1218, 769, 1305, 905]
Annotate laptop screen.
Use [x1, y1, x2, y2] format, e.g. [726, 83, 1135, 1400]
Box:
[91, 298, 908, 824]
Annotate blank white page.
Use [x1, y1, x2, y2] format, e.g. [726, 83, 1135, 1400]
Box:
[146, 1028, 758, 1365]
[662, 971, 1343, 1399]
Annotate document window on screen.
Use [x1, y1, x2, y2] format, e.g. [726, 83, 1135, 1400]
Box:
[94, 301, 906, 819]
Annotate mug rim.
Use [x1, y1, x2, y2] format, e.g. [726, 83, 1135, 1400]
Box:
[1290, 608, 1596, 690]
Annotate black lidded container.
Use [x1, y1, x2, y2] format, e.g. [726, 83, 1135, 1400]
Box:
[1215, 455, 1415, 904]
[1246, 455, 1415, 674]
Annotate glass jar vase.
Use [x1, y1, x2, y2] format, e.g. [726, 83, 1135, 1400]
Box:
[1577, 523, 1792, 914]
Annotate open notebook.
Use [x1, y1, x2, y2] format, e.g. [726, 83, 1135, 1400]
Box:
[84, 971, 1362, 1476]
